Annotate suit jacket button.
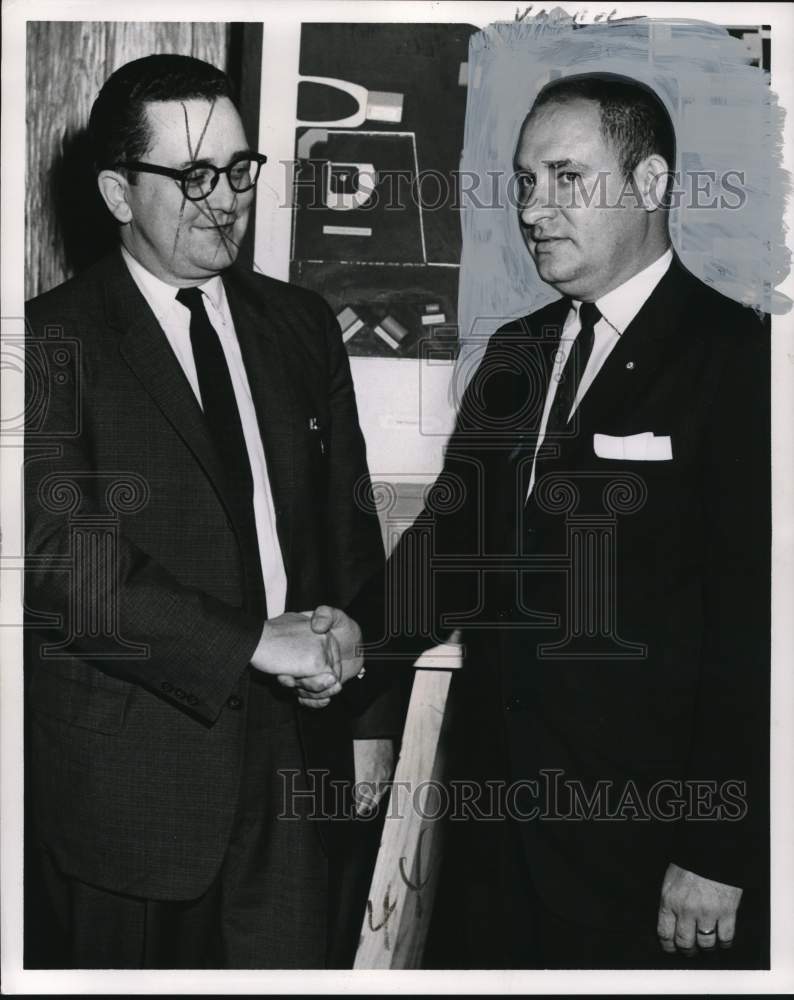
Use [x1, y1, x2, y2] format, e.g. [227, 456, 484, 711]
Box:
[227, 695, 243, 710]
[186, 694, 198, 706]
[161, 681, 174, 693]
[175, 688, 186, 699]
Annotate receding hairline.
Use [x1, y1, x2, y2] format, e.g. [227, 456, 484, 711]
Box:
[518, 88, 673, 178]
[522, 92, 610, 133]
[517, 96, 612, 159]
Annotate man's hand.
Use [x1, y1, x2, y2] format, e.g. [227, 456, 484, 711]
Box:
[353, 738, 395, 816]
[253, 606, 363, 709]
[657, 862, 743, 955]
[250, 612, 342, 709]
[309, 605, 364, 683]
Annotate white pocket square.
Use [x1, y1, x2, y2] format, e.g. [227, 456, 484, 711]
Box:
[593, 432, 673, 461]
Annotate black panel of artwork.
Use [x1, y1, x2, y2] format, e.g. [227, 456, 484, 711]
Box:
[290, 22, 477, 358]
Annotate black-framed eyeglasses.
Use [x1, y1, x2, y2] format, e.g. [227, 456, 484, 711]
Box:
[112, 153, 268, 201]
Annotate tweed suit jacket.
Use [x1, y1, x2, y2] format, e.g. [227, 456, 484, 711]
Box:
[24, 249, 385, 901]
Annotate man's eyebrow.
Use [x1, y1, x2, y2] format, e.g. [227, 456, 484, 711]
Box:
[513, 157, 590, 173]
[176, 149, 256, 169]
[542, 158, 589, 170]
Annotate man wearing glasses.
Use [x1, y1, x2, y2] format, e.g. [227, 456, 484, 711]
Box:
[24, 54, 385, 968]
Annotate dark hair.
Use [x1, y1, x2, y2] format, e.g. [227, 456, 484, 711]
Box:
[530, 73, 676, 178]
[88, 53, 235, 176]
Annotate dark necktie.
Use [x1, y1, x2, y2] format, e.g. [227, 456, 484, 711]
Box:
[176, 286, 253, 496]
[545, 300, 601, 437]
[175, 285, 265, 615]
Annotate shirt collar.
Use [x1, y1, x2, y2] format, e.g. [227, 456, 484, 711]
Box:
[572, 247, 673, 336]
[120, 245, 226, 320]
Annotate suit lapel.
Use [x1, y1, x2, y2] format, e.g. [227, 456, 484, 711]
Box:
[108, 252, 271, 585]
[107, 253, 232, 511]
[553, 258, 696, 464]
[107, 252, 298, 587]
[513, 295, 571, 436]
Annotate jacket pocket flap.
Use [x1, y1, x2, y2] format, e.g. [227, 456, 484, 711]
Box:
[28, 666, 129, 734]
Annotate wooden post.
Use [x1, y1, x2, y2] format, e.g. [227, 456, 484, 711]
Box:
[354, 640, 461, 969]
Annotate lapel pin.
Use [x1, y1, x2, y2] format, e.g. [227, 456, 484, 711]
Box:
[309, 417, 319, 430]
[625, 361, 635, 370]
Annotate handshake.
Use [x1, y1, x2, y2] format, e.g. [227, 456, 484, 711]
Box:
[250, 605, 364, 709]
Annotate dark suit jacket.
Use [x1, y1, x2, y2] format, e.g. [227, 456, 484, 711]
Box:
[24, 249, 385, 901]
[351, 257, 770, 930]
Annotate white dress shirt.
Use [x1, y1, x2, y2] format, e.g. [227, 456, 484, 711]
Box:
[527, 247, 673, 498]
[122, 246, 288, 618]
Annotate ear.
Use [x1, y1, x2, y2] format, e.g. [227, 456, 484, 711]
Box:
[633, 154, 672, 212]
[97, 169, 134, 224]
